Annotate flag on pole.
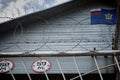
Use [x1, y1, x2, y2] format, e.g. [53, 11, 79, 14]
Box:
[90, 9, 117, 25]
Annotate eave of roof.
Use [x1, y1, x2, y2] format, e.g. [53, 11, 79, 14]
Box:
[0, 0, 78, 33]
[0, 0, 116, 33]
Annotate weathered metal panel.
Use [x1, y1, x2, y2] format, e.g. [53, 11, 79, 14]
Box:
[0, 3, 116, 74]
[1, 57, 114, 74]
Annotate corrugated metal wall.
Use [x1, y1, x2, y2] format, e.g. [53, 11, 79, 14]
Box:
[4, 56, 114, 74]
[0, 2, 116, 74]
[0, 17, 115, 52]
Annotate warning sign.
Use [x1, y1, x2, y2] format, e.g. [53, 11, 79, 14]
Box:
[32, 59, 51, 73]
[0, 60, 14, 73]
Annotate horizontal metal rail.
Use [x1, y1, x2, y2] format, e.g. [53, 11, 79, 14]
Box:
[0, 50, 120, 57]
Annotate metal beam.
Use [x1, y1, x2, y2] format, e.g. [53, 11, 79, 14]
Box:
[0, 50, 120, 57]
[93, 56, 103, 80]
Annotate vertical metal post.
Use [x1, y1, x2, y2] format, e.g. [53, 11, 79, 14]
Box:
[93, 56, 103, 80]
[113, 0, 120, 50]
[39, 58, 50, 80]
[56, 57, 66, 80]
[3, 57, 16, 80]
[114, 56, 120, 72]
[21, 57, 32, 80]
[114, 1, 120, 79]
[73, 56, 83, 80]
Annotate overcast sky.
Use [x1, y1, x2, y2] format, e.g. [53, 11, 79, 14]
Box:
[0, 0, 70, 23]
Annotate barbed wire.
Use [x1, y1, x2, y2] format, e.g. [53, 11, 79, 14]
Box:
[0, 2, 116, 54]
[14, 16, 48, 53]
[77, 17, 115, 52]
[45, 16, 84, 52]
[0, 15, 115, 54]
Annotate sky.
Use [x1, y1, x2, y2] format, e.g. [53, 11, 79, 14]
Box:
[0, 0, 71, 23]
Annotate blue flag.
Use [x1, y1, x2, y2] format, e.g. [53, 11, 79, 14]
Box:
[91, 9, 117, 25]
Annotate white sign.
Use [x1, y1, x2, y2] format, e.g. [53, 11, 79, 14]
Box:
[0, 60, 14, 73]
[32, 59, 51, 73]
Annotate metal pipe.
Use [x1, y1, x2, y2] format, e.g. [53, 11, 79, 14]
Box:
[114, 56, 120, 72]
[0, 50, 120, 57]
[39, 58, 50, 80]
[70, 62, 120, 80]
[3, 57, 16, 80]
[56, 57, 66, 80]
[21, 57, 32, 80]
[72, 56, 83, 80]
[93, 56, 103, 80]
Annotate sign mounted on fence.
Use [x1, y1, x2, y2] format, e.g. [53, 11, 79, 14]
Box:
[32, 59, 51, 73]
[0, 60, 14, 73]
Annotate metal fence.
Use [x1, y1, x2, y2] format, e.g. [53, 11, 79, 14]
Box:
[0, 51, 120, 80]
